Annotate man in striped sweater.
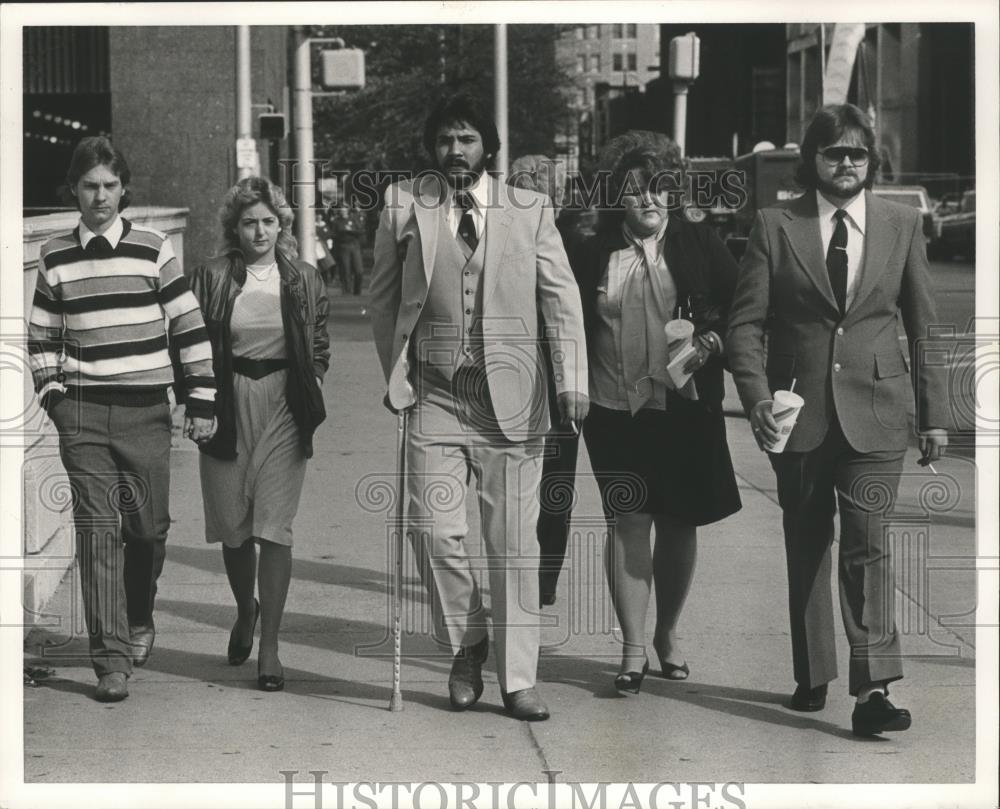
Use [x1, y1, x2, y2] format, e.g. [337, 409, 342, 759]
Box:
[28, 137, 217, 702]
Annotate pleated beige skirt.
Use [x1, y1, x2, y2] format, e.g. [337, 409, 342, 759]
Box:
[200, 369, 306, 547]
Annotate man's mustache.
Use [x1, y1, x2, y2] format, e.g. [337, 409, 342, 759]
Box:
[445, 158, 470, 169]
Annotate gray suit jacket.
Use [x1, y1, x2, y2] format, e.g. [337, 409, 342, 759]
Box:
[370, 173, 588, 442]
[726, 190, 949, 453]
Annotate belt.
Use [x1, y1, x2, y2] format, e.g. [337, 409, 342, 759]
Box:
[233, 356, 289, 379]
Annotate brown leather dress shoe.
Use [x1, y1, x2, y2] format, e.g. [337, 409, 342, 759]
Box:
[129, 623, 155, 668]
[790, 683, 828, 712]
[95, 672, 129, 702]
[448, 635, 489, 710]
[501, 687, 550, 721]
[851, 692, 912, 736]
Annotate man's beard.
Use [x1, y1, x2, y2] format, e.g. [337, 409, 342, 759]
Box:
[816, 171, 865, 200]
[440, 155, 487, 188]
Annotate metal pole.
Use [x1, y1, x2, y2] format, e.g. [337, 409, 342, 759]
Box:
[292, 26, 317, 266]
[672, 81, 689, 156]
[389, 410, 408, 712]
[494, 24, 508, 178]
[819, 23, 826, 105]
[236, 26, 253, 179]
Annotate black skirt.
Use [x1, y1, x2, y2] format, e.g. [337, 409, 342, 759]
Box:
[583, 397, 741, 527]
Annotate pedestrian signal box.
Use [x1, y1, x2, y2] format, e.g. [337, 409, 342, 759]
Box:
[668, 33, 700, 81]
[321, 49, 365, 90]
[259, 113, 286, 140]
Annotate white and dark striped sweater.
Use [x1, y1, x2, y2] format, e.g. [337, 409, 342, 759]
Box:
[28, 217, 216, 419]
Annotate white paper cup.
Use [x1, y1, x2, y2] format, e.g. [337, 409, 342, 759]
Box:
[768, 390, 805, 453]
[664, 319, 696, 388]
[664, 319, 695, 355]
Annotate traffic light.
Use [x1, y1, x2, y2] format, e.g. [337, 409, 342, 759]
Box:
[321, 48, 365, 90]
[259, 113, 286, 140]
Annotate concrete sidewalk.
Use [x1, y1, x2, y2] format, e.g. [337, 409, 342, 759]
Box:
[21, 293, 980, 787]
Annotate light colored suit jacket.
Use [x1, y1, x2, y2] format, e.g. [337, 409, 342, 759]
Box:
[727, 190, 949, 454]
[370, 173, 588, 442]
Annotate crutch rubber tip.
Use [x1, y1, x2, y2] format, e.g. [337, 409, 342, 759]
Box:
[389, 692, 403, 712]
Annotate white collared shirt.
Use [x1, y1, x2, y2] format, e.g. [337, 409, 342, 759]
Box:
[816, 190, 866, 310]
[79, 214, 124, 250]
[448, 172, 488, 241]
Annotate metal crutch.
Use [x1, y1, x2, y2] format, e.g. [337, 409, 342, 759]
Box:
[389, 405, 409, 712]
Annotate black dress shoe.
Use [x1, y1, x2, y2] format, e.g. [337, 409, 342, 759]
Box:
[227, 600, 260, 666]
[851, 691, 911, 736]
[95, 672, 129, 702]
[448, 635, 489, 710]
[129, 623, 155, 668]
[501, 687, 550, 721]
[790, 683, 828, 712]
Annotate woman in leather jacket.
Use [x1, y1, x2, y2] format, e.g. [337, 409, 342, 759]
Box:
[188, 176, 329, 692]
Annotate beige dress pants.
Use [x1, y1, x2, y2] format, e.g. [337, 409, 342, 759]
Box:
[406, 368, 544, 693]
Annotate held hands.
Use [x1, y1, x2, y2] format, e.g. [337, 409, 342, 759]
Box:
[184, 416, 217, 445]
[558, 392, 590, 433]
[919, 428, 948, 465]
[749, 400, 779, 451]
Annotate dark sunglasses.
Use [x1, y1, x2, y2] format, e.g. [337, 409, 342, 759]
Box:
[818, 146, 870, 166]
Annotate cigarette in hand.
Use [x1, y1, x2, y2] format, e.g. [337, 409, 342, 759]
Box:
[568, 420, 579, 436]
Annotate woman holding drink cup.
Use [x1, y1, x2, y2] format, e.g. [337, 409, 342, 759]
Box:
[575, 131, 741, 693]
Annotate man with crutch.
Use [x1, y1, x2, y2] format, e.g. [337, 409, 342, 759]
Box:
[370, 94, 588, 720]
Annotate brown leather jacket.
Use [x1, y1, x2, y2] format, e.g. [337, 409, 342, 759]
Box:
[184, 249, 330, 459]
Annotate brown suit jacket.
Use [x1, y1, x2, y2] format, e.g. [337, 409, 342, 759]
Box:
[726, 190, 949, 454]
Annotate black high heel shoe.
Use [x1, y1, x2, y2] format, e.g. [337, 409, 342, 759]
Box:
[257, 662, 285, 692]
[653, 641, 690, 681]
[227, 599, 260, 666]
[657, 659, 690, 680]
[614, 659, 650, 695]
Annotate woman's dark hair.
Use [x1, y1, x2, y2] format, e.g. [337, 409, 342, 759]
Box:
[422, 94, 501, 169]
[66, 136, 132, 211]
[794, 103, 881, 190]
[219, 176, 298, 257]
[596, 130, 686, 235]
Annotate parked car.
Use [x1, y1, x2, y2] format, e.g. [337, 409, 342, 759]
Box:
[872, 185, 936, 241]
[933, 190, 975, 260]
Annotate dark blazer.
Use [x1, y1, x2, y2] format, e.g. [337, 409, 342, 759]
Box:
[726, 190, 949, 453]
[185, 249, 330, 460]
[572, 213, 740, 405]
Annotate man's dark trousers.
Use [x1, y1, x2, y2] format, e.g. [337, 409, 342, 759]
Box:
[769, 417, 905, 695]
[50, 396, 171, 677]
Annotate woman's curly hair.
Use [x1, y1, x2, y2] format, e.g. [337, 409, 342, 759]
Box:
[596, 130, 687, 235]
[219, 176, 298, 258]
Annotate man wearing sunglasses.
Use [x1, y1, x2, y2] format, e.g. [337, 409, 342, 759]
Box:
[726, 104, 949, 737]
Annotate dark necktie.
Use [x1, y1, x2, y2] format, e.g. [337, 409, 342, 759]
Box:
[86, 235, 113, 258]
[454, 192, 479, 253]
[826, 209, 848, 313]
